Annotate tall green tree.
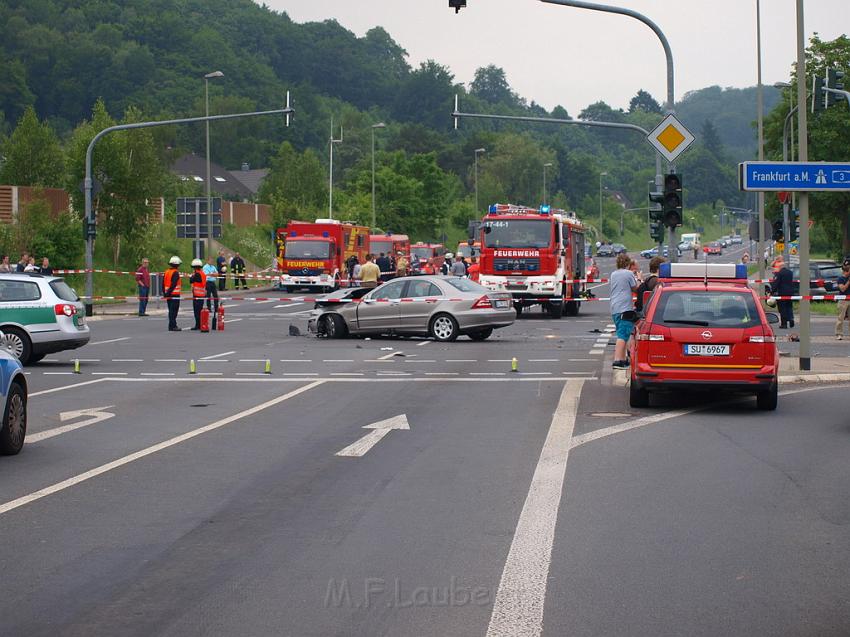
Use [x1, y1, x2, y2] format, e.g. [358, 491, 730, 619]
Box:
[628, 89, 662, 114]
[259, 141, 327, 225]
[0, 106, 64, 187]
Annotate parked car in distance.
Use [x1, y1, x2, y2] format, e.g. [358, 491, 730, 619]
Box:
[765, 260, 842, 296]
[0, 273, 90, 365]
[309, 276, 515, 341]
[0, 344, 27, 455]
[596, 244, 615, 257]
[730, 235, 743, 245]
[611, 243, 628, 255]
[640, 246, 682, 259]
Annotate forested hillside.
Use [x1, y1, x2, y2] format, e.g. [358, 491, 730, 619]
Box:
[0, 0, 801, 258]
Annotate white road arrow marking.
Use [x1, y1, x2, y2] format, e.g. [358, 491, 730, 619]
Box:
[27, 405, 116, 443]
[335, 414, 410, 457]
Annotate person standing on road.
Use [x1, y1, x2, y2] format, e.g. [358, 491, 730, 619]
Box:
[360, 254, 380, 288]
[440, 253, 452, 276]
[771, 255, 795, 329]
[376, 252, 392, 282]
[610, 253, 640, 369]
[135, 257, 151, 316]
[163, 256, 183, 331]
[395, 252, 409, 278]
[635, 256, 664, 314]
[216, 250, 227, 291]
[203, 256, 220, 326]
[467, 256, 480, 282]
[189, 258, 207, 331]
[835, 260, 850, 340]
[450, 254, 467, 277]
[231, 252, 248, 290]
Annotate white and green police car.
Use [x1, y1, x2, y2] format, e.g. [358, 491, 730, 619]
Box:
[0, 273, 90, 365]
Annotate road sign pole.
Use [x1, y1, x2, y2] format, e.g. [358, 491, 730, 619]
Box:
[782, 201, 790, 261]
[796, 0, 810, 371]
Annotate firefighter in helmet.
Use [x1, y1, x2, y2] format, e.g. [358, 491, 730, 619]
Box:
[189, 258, 207, 331]
[164, 256, 183, 331]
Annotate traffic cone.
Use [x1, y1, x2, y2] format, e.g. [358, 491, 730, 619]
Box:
[189, 359, 196, 374]
[264, 359, 272, 374]
[511, 357, 518, 372]
[73, 359, 81, 374]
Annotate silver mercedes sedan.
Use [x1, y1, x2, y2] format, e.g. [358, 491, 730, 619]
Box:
[307, 276, 515, 341]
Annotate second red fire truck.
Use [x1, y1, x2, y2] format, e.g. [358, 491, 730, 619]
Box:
[474, 204, 587, 317]
[276, 219, 370, 292]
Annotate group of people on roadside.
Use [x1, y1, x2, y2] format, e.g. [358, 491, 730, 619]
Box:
[0, 252, 53, 275]
[609, 253, 665, 369]
[344, 251, 480, 287]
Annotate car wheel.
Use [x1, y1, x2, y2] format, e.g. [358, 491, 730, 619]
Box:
[629, 381, 649, 408]
[756, 383, 778, 411]
[430, 313, 459, 342]
[546, 301, 564, 319]
[0, 381, 26, 455]
[284, 286, 295, 294]
[322, 314, 348, 339]
[515, 304, 523, 317]
[1, 327, 31, 365]
[28, 353, 45, 364]
[564, 300, 579, 317]
[468, 328, 493, 341]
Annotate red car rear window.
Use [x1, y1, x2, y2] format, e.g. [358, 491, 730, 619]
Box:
[654, 290, 761, 328]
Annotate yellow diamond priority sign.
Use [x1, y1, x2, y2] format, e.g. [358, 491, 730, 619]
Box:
[647, 114, 695, 163]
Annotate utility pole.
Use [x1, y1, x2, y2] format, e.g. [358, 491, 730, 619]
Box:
[371, 122, 386, 229]
[328, 118, 343, 220]
[756, 0, 766, 283]
[543, 162, 553, 205]
[795, 0, 811, 371]
[204, 70, 224, 260]
[474, 148, 486, 213]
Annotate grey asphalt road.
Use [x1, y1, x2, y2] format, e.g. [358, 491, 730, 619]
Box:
[1, 265, 849, 636]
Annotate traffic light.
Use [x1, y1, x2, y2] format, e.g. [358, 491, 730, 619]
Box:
[648, 188, 665, 242]
[662, 173, 683, 228]
[449, 0, 466, 12]
[825, 68, 846, 108]
[812, 74, 825, 113]
[789, 209, 799, 242]
[83, 219, 96, 240]
[772, 220, 784, 242]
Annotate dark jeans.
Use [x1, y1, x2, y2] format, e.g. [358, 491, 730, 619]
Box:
[205, 282, 219, 311]
[167, 298, 180, 330]
[218, 274, 226, 291]
[138, 285, 149, 315]
[777, 300, 794, 326]
[193, 298, 204, 329]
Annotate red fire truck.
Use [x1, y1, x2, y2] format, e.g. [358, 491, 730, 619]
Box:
[410, 243, 446, 274]
[369, 233, 411, 263]
[475, 204, 587, 318]
[276, 219, 370, 292]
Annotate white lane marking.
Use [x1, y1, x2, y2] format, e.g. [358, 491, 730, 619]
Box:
[254, 299, 276, 304]
[519, 372, 551, 376]
[447, 359, 477, 363]
[405, 359, 436, 363]
[89, 337, 131, 345]
[113, 359, 143, 362]
[197, 372, 223, 376]
[323, 359, 354, 363]
[225, 318, 243, 323]
[73, 359, 101, 362]
[27, 406, 115, 444]
[529, 359, 559, 362]
[377, 350, 403, 361]
[486, 379, 585, 637]
[0, 381, 325, 517]
[140, 373, 175, 376]
[274, 303, 302, 308]
[471, 372, 506, 376]
[155, 359, 187, 363]
[29, 378, 108, 397]
[201, 351, 235, 360]
[425, 372, 459, 376]
[236, 372, 267, 376]
[239, 359, 268, 362]
[589, 350, 605, 355]
[377, 372, 411, 376]
[568, 359, 595, 362]
[280, 359, 312, 363]
[331, 373, 364, 376]
[335, 414, 410, 457]
[198, 360, 228, 363]
[416, 340, 431, 347]
[363, 359, 395, 363]
[42, 358, 58, 362]
[92, 372, 127, 376]
[487, 359, 513, 362]
[283, 372, 318, 376]
[44, 372, 74, 376]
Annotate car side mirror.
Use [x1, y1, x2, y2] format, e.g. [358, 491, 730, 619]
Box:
[766, 312, 780, 324]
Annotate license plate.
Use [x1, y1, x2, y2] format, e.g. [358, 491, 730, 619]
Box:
[684, 344, 730, 356]
[494, 299, 509, 308]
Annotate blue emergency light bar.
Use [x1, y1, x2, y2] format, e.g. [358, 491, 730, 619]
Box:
[659, 262, 747, 279]
[539, 205, 551, 214]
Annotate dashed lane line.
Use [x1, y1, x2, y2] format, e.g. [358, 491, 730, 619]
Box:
[113, 359, 143, 362]
[140, 373, 175, 377]
[201, 351, 236, 360]
[416, 340, 431, 347]
[89, 337, 131, 345]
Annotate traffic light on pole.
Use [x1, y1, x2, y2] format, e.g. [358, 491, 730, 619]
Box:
[648, 188, 665, 242]
[662, 173, 683, 228]
[772, 220, 784, 242]
[825, 68, 846, 108]
[812, 74, 825, 113]
[449, 0, 466, 12]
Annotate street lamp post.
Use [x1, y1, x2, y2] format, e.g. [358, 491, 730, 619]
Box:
[599, 171, 608, 236]
[543, 162, 553, 205]
[474, 148, 486, 213]
[371, 122, 386, 230]
[328, 118, 343, 219]
[775, 81, 793, 261]
[204, 70, 224, 260]
[756, 0, 766, 284]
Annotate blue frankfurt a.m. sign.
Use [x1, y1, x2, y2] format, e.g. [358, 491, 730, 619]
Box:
[739, 161, 850, 192]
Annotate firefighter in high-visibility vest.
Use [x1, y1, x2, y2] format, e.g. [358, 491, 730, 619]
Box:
[163, 256, 183, 331]
[189, 258, 207, 331]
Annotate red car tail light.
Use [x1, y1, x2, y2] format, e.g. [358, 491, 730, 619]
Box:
[748, 335, 776, 343]
[471, 295, 493, 309]
[636, 323, 670, 341]
[55, 303, 76, 316]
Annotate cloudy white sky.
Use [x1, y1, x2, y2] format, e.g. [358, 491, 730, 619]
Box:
[266, 1, 846, 113]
